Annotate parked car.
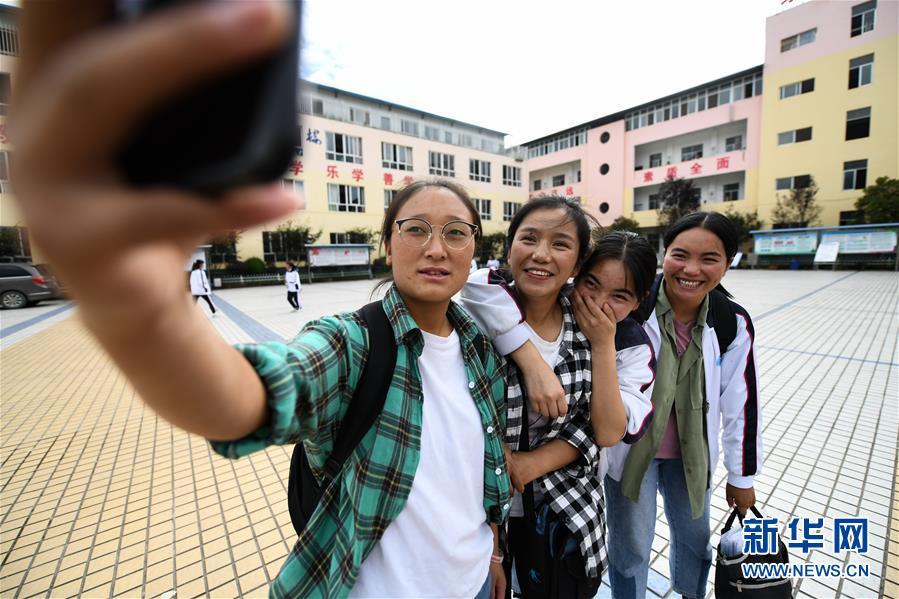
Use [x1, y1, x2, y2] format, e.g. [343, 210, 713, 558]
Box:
[0, 263, 62, 309]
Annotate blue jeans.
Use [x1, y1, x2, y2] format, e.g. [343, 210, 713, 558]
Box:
[604, 460, 712, 599]
[473, 572, 491, 599]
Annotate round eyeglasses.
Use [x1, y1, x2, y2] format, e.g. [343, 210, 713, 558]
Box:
[395, 218, 479, 250]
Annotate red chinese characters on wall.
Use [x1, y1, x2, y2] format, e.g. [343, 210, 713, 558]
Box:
[666, 166, 678, 179]
[402, 176, 414, 186]
[717, 157, 730, 170]
[326, 165, 339, 179]
[383, 173, 394, 186]
[643, 171, 654, 182]
[352, 168, 364, 182]
[565, 186, 574, 196]
[690, 162, 702, 175]
[289, 160, 303, 175]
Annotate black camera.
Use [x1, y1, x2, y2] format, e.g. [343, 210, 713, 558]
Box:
[115, 0, 300, 195]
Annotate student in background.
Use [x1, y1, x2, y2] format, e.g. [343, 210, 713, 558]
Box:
[285, 261, 302, 310]
[189, 259, 216, 315]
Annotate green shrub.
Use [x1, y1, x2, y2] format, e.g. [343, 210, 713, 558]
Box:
[244, 257, 266, 275]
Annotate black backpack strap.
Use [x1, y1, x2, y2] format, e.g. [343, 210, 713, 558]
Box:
[708, 290, 737, 354]
[287, 300, 397, 537]
[323, 301, 397, 478]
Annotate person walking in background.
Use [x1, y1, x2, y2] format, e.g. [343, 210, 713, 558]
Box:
[189, 259, 216, 315]
[486, 255, 501, 269]
[285, 261, 302, 310]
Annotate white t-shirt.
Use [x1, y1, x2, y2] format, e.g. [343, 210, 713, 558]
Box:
[510, 321, 562, 518]
[486, 259, 501, 269]
[285, 269, 301, 292]
[350, 329, 493, 598]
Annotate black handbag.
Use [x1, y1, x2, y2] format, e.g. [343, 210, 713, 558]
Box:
[505, 396, 600, 599]
[714, 506, 792, 598]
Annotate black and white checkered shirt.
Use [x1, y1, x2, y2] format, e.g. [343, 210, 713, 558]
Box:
[504, 294, 607, 580]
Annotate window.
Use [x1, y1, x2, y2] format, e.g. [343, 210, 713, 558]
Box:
[280, 179, 304, 197]
[327, 183, 365, 212]
[843, 160, 868, 190]
[330, 232, 349, 244]
[532, 179, 542, 191]
[775, 175, 812, 190]
[648, 194, 661, 210]
[469, 159, 491, 183]
[725, 136, 743, 152]
[502, 165, 522, 187]
[849, 54, 874, 88]
[649, 153, 662, 168]
[400, 120, 419, 136]
[503, 202, 521, 222]
[0, 226, 30, 259]
[552, 174, 565, 187]
[475, 198, 492, 220]
[577, 170, 581, 183]
[312, 99, 324, 115]
[384, 189, 397, 210]
[349, 108, 369, 125]
[380, 116, 391, 130]
[777, 127, 813, 145]
[780, 28, 817, 52]
[424, 126, 440, 141]
[381, 142, 413, 171]
[459, 134, 473, 148]
[326, 132, 363, 163]
[851, 0, 876, 37]
[846, 107, 871, 140]
[444, 131, 454, 144]
[429, 151, 455, 177]
[839, 210, 862, 226]
[0, 150, 11, 193]
[779, 78, 815, 99]
[681, 144, 703, 161]
[723, 182, 740, 201]
[0, 73, 9, 116]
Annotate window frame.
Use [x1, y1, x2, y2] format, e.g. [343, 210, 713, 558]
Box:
[475, 198, 492, 220]
[850, 0, 876, 37]
[469, 159, 492, 183]
[502, 201, 521, 222]
[502, 165, 522, 187]
[724, 135, 743, 152]
[845, 107, 871, 140]
[842, 159, 868, 190]
[428, 151, 455, 177]
[327, 183, 365, 213]
[325, 132, 363, 164]
[681, 144, 703, 161]
[848, 54, 874, 89]
[381, 142, 414, 171]
[723, 182, 740, 201]
[551, 174, 565, 187]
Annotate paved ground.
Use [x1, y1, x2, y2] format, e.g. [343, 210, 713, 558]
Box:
[0, 271, 896, 598]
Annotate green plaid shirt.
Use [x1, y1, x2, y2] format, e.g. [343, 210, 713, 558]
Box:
[210, 285, 511, 598]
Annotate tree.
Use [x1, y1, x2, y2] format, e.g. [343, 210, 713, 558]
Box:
[345, 227, 378, 246]
[657, 176, 701, 229]
[608, 216, 641, 233]
[723, 207, 764, 253]
[477, 231, 508, 264]
[208, 230, 241, 266]
[771, 177, 821, 228]
[275, 220, 321, 264]
[855, 176, 899, 224]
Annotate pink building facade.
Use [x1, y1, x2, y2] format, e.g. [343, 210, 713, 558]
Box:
[525, 66, 765, 246]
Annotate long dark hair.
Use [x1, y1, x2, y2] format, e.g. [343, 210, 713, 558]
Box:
[663, 211, 737, 298]
[577, 231, 658, 301]
[506, 196, 596, 266]
[191, 260, 204, 271]
[373, 179, 481, 296]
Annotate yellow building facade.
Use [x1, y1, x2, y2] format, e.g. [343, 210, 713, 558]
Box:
[757, 0, 898, 228]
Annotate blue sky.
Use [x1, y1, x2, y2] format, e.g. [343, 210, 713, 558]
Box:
[300, 0, 811, 146]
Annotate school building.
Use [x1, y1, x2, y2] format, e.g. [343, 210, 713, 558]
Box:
[1, 0, 897, 264]
[522, 0, 898, 247]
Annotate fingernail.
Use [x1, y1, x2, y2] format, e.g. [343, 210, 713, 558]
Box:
[217, 0, 292, 36]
